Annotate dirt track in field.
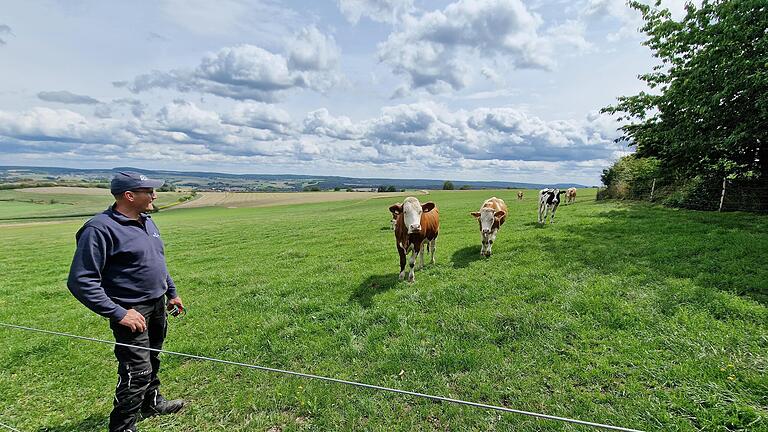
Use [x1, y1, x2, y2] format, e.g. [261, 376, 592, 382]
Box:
[171, 191, 427, 210]
[17, 187, 111, 195]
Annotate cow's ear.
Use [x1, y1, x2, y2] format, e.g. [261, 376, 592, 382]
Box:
[422, 202, 436, 212]
[389, 204, 403, 214]
[494, 210, 506, 219]
[470, 211, 481, 218]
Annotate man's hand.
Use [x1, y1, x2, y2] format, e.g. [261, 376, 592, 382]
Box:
[118, 309, 147, 333]
[167, 296, 185, 315]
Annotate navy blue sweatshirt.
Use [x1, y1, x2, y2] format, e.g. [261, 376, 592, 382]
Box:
[67, 205, 177, 321]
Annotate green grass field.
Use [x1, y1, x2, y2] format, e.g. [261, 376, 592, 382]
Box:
[0, 188, 191, 221]
[1, 190, 766, 431]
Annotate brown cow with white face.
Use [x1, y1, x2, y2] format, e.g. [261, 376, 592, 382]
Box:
[470, 197, 508, 257]
[517, 191, 523, 200]
[389, 197, 439, 282]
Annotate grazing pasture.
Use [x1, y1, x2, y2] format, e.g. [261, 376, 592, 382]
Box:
[172, 190, 420, 209]
[0, 187, 190, 221]
[1, 189, 766, 431]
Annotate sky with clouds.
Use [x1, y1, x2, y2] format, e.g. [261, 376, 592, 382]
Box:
[0, 0, 694, 185]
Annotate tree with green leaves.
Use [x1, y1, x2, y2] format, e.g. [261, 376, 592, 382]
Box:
[442, 181, 454, 190]
[602, 0, 767, 183]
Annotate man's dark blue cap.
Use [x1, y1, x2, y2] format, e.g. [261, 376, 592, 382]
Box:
[110, 171, 165, 195]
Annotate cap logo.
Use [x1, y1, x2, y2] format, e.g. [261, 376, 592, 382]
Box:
[139, 175, 148, 181]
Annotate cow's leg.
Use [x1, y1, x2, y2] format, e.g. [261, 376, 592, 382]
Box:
[538, 204, 545, 224]
[429, 238, 436, 264]
[408, 245, 418, 282]
[487, 229, 498, 256]
[398, 245, 407, 280]
[550, 204, 558, 224]
[418, 240, 426, 269]
[480, 235, 487, 255]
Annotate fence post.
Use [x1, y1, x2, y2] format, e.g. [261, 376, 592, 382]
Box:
[649, 178, 656, 201]
[719, 177, 726, 212]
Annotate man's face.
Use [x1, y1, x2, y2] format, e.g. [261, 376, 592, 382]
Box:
[127, 188, 157, 212]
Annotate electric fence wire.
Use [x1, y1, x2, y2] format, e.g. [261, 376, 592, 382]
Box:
[0, 421, 21, 432]
[1, 322, 644, 432]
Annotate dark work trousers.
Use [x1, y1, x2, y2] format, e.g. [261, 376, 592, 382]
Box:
[108, 297, 167, 432]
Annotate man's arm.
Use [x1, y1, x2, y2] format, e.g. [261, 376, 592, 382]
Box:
[165, 274, 185, 313]
[165, 274, 178, 299]
[67, 227, 128, 321]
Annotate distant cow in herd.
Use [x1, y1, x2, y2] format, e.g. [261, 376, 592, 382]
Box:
[389, 197, 439, 282]
[565, 187, 577, 205]
[517, 191, 523, 200]
[538, 188, 566, 224]
[470, 197, 507, 257]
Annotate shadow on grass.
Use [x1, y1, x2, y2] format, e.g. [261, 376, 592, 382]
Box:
[350, 273, 401, 308]
[451, 245, 484, 268]
[522, 221, 547, 228]
[38, 414, 105, 432]
[547, 203, 768, 306]
[2, 340, 69, 371]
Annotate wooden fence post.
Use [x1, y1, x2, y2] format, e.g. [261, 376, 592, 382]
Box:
[649, 178, 656, 201]
[719, 177, 726, 212]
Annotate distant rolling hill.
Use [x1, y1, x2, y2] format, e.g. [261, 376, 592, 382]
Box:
[0, 166, 589, 192]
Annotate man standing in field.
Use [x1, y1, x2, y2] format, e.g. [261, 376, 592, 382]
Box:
[67, 171, 186, 432]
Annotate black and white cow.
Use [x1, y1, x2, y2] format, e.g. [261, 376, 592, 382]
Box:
[538, 188, 566, 224]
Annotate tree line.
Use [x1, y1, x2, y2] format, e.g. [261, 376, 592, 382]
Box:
[600, 0, 767, 211]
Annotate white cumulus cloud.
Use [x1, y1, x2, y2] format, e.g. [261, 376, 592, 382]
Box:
[119, 27, 343, 102]
[0, 101, 626, 185]
[224, 102, 294, 134]
[338, 0, 414, 24]
[378, 0, 554, 94]
[0, 108, 138, 145]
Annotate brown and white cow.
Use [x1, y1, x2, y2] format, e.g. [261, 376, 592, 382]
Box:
[566, 187, 577, 204]
[470, 197, 507, 257]
[389, 197, 439, 282]
[389, 203, 401, 230]
[517, 191, 524, 200]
